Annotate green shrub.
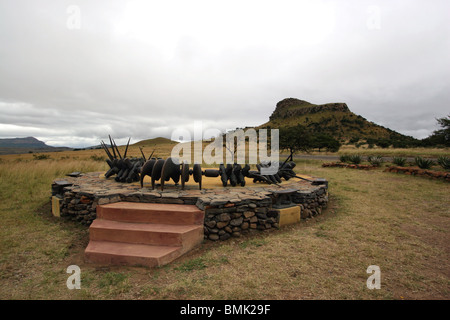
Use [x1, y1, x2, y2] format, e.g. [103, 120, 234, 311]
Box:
[339, 155, 350, 163]
[437, 156, 450, 171]
[376, 140, 391, 148]
[90, 155, 105, 162]
[414, 157, 434, 169]
[174, 257, 207, 272]
[32, 154, 51, 160]
[392, 157, 407, 167]
[368, 155, 383, 167]
[348, 154, 362, 164]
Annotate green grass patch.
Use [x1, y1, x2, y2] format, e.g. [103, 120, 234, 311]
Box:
[174, 257, 208, 272]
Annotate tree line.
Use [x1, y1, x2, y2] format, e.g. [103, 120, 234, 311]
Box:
[279, 125, 341, 154]
[277, 115, 449, 154]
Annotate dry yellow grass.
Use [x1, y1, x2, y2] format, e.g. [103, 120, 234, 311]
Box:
[0, 149, 449, 300]
[325, 145, 449, 158]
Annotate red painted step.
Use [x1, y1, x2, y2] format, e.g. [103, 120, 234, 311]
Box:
[97, 202, 204, 225]
[89, 219, 203, 248]
[84, 202, 205, 267]
[85, 241, 182, 268]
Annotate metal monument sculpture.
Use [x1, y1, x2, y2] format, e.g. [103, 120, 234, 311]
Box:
[101, 136, 145, 183]
[101, 137, 318, 190]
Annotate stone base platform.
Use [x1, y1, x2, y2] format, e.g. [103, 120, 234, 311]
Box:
[52, 172, 329, 241]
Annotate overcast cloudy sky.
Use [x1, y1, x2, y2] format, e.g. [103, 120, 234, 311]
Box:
[0, 0, 449, 147]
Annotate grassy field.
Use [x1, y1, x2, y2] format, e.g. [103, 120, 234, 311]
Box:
[310, 145, 448, 158]
[0, 148, 449, 300]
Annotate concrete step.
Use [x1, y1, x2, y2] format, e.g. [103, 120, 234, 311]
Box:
[89, 219, 203, 248]
[85, 240, 182, 268]
[85, 202, 205, 267]
[97, 202, 204, 225]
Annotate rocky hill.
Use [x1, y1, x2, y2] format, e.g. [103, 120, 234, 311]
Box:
[260, 98, 418, 145]
[269, 98, 350, 120]
[131, 137, 177, 147]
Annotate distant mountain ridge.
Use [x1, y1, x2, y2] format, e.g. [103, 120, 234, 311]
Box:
[0, 137, 72, 155]
[0, 136, 49, 148]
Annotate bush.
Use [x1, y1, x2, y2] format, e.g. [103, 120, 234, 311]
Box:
[348, 154, 362, 164]
[312, 133, 341, 152]
[392, 140, 408, 148]
[414, 157, 434, 169]
[392, 157, 407, 167]
[339, 155, 350, 163]
[368, 155, 383, 167]
[90, 155, 106, 162]
[376, 140, 391, 148]
[32, 154, 51, 160]
[437, 156, 450, 171]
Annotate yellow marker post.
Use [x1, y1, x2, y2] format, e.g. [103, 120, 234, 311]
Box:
[51, 196, 61, 217]
[276, 205, 301, 227]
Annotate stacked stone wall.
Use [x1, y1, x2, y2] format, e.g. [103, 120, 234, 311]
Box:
[53, 172, 329, 240]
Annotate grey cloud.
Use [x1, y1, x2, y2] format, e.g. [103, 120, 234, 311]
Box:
[0, 0, 449, 147]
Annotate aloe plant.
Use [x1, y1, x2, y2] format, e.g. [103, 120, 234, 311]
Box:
[367, 155, 383, 167]
[392, 156, 407, 167]
[437, 156, 450, 170]
[348, 154, 362, 164]
[339, 155, 350, 163]
[414, 157, 434, 169]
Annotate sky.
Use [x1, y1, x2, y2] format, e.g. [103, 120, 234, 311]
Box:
[0, 0, 449, 147]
